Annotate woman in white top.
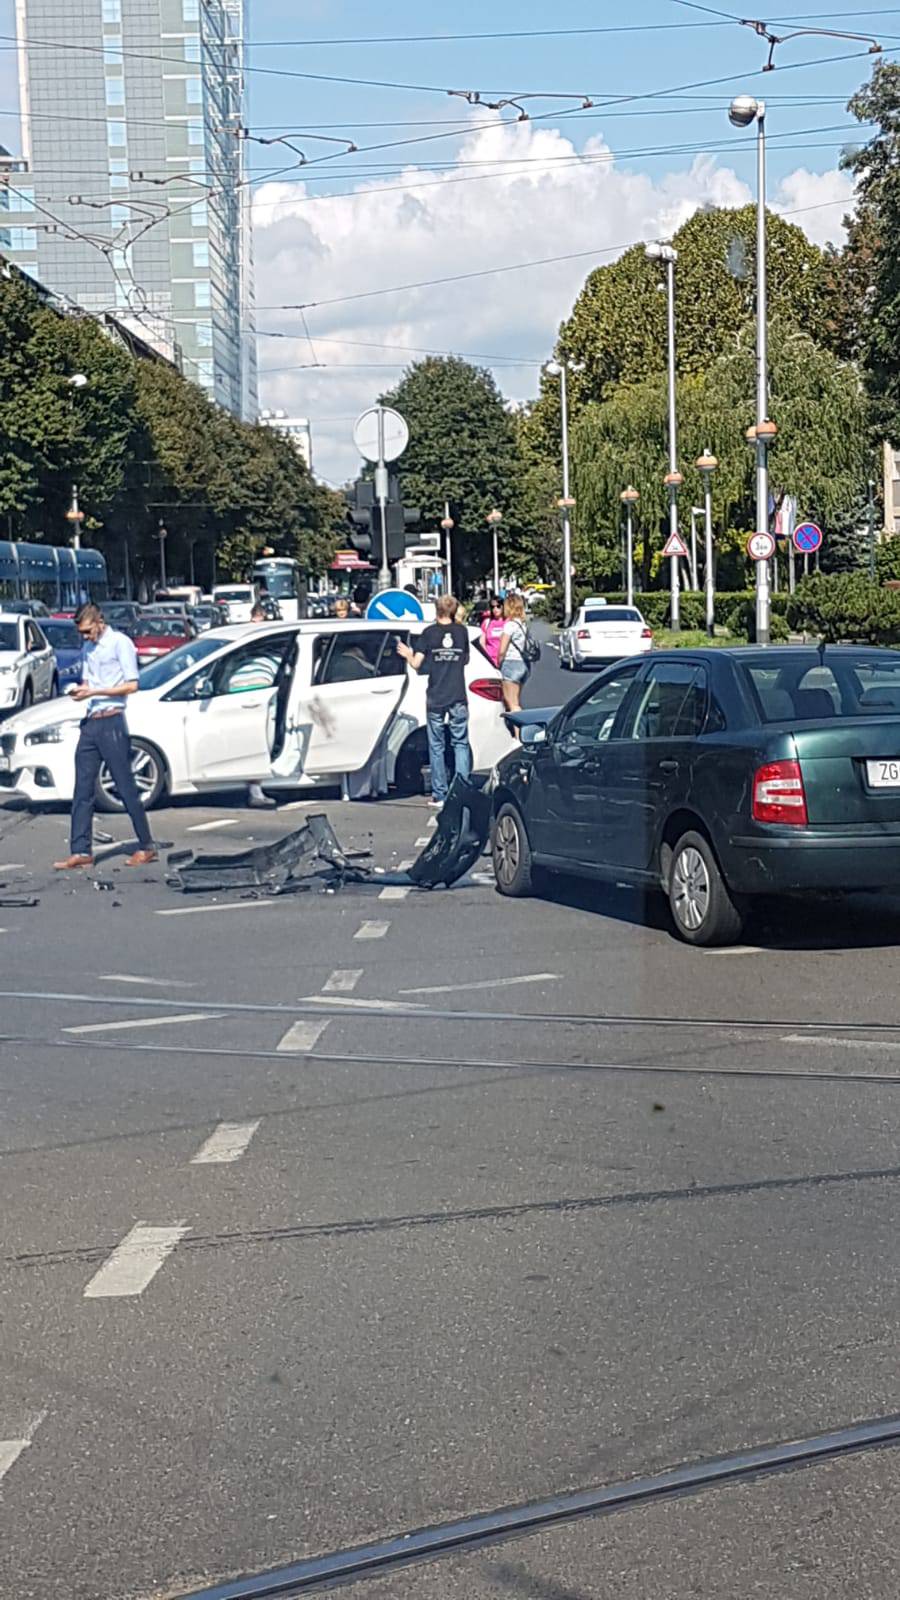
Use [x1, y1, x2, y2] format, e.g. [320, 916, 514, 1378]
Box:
[497, 593, 530, 715]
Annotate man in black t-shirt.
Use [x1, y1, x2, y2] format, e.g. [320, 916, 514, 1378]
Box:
[397, 594, 472, 807]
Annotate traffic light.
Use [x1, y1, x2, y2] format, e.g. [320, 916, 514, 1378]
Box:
[344, 477, 421, 563]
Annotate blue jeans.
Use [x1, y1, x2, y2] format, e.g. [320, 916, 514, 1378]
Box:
[426, 702, 471, 801]
[71, 714, 153, 856]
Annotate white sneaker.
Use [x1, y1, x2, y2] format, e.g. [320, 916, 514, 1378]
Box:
[428, 797, 443, 808]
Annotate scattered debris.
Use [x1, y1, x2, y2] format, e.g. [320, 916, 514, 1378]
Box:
[0, 895, 38, 908]
[408, 776, 492, 889]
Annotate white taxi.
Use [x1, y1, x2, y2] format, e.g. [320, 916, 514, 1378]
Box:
[0, 618, 515, 811]
[558, 600, 653, 670]
[0, 612, 57, 713]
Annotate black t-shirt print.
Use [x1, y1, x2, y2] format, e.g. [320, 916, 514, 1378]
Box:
[416, 621, 470, 709]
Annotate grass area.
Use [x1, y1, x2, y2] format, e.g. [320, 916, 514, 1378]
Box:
[652, 628, 744, 649]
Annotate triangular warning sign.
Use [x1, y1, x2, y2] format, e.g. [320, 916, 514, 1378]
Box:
[662, 531, 689, 559]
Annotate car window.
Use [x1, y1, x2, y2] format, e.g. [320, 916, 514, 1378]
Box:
[559, 664, 642, 744]
[142, 636, 224, 692]
[43, 622, 81, 650]
[0, 622, 18, 651]
[314, 630, 400, 685]
[213, 633, 294, 696]
[582, 608, 642, 624]
[627, 663, 708, 740]
[25, 622, 42, 651]
[745, 659, 861, 721]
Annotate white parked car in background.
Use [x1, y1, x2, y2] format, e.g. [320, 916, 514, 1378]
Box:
[0, 619, 516, 811]
[211, 583, 256, 623]
[558, 600, 653, 670]
[0, 612, 57, 714]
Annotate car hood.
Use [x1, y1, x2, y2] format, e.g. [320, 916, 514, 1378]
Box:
[4, 697, 84, 736]
[0, 650, 23, 668]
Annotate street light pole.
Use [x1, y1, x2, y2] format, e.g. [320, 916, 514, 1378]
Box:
[441, 503, 454, 595]
[158, 521, 167, 591]
[696, 451, 718, 638]
[65, 373, 88, 552]
[647, 242, 681, 631]
[620, 486, 639, 608]
[868, 477, 877, 580]
[487, 508, 502, 595]
[730, 94, 772, 644]
[543, 357, 584, 627]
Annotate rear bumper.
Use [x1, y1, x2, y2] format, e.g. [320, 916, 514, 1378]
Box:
[724, 829, 900, 894]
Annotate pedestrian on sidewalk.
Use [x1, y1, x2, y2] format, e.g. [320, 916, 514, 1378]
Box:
[397, 593, 471, 808]
[479, 596, 505, 666]
[53, 602, 157, 870]
[497, 593, 531, 716]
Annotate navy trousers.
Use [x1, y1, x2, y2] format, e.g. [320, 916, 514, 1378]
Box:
[70, 714, 153, 856]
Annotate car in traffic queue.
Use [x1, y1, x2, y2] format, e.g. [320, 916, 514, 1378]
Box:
[0, 612, 58, 713]
[558, 600, 653, 670]
[131, 615, 196, 666]
[491, 645, 900, 947]
[0, 618, 516, 813]
[189, 602, 228, 633]
[211, 583, 257, 623]
[3, 598, 52, 620]
[100, 601, 145, 631]
[41, 618, 83, 693]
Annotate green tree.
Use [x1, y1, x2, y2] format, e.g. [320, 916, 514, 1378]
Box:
[379, 356, 518, 585]
[843, 60, 900, 441]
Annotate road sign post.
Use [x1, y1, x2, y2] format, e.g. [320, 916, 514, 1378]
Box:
[353, 406, 409, 592]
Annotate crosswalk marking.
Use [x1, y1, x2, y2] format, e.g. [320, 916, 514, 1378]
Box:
[354, 920, 390, 940]
[156, 900, 280, 917]
[190, 1120, 260, 1165]
[415, 836, 430, 847]
[83, 1223, 189, 1299]
[323, 969, 362, 993]
[64, 1012, 219, 1036]
[380, 860, 413, 902]
[277, 1019, 329, 1053]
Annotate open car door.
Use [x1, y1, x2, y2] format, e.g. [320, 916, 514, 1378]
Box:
[270, 627, 409, 781]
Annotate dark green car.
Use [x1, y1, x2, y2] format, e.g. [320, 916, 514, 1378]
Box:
[491, 646, 900, 946]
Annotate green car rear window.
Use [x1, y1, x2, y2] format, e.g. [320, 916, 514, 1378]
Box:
[745, 656, 900, 721]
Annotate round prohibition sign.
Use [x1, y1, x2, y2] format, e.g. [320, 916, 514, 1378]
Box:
[747, 530, 776, 561]
[792, 521, 823, 554]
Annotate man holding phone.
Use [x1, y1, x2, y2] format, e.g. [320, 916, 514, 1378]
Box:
[53, 602, 158, 870]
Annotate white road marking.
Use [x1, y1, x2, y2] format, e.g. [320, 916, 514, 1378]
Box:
[83, 1222, 189, 1299]
[279, 799, 317, 812]
[354, 919, 390, 940]
[301, 994, 424, 1012]
[186, 818, 238, 833]
[277, 1019, 330, 1053]
[400, 971, 560, 996]
[469, 870, 496, 885]
[0, 864, 25, 872]
[190, 1120, 260, 1165]
[156, 899, 280, 917]
[64, 1011, 220, 1036]
[100, 973, 197, 989]
[427, 815, 438, 829]
[705, 945, 767, 956]
[547, 641, 560, 653]
[782, 1033, 900, 1052]
[380, 860, 413, 902]
[323, 969, 363, 993]
[0, 1411, 45, 1486]
[415, 836, 430, 847]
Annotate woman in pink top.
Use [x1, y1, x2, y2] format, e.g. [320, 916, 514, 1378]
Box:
[480, 596, 505, 666]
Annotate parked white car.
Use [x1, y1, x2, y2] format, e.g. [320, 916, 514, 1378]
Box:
[0, 619, 516, 811]
[558, 601, 653, 670]
[0, 612, 58, 714]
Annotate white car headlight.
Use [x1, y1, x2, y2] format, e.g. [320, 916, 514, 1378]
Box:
[24, 726, 65, 746]
[0, 664, 17, 675]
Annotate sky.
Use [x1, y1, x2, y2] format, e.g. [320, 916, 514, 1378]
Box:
[0, 2, 895, 482]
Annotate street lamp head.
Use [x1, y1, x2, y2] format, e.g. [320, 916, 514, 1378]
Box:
[68, 372, 88, 389]
[620, 485, 640, 505]
[664, 470, 684, 489]
[486, 509, 503, 526]
[543, 360, 561, 377]
[729, 94, 760, 128]
[756, 418, 778, 444]
[646, 241, 677, 263]
[440, 516, 454, 531]
[695, 450, 718, 473]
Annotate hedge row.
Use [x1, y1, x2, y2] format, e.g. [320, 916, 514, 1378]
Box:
[549, 589, 793, 631]
[786, 573, 900, 644]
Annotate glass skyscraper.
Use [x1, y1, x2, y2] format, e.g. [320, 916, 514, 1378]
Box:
[2, 0, 256, 419]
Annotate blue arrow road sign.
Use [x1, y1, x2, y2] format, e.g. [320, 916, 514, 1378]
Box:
[793, 521, 823, 554]
[365, 587, 425, 622]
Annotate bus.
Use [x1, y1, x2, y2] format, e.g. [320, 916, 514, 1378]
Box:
[252, 555, 303, 621]
[0, 541, 108, 611]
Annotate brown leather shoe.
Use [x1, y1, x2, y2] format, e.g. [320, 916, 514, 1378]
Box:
[53, 854, 94, 870]
[125, 848, 158, 867]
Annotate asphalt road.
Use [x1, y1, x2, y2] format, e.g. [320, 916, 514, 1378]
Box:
[3, 636, 900, 1599]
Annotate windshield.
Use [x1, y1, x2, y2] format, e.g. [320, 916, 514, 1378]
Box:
[0, 622, 19, 651]
[43, 622, 80, 650]
[255, 569, 296, 599]
[215, 588, 253, 603]
[139, 619, 191, 638]
[137, 634, 221, 689]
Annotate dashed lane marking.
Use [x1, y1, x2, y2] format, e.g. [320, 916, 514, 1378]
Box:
[156, 900, 280, 917]
[100, 973, 197, 989]
[83, 1222, 189, 1299]
[705, 945, 767, 956]
[415, 837, 430, 847]
[186, 819, 238, 833]
[0, 1411, 45, 1487]
[782, 1033, 900, 1052]
[190, 1120, 260, 1165]
[277, 1019, 330, 1053]
[64, 1011, 220, 1036]
[400, 972, 560, 997]
[0, 864, 25, 872]
[301, 995, 425, 1012]
[354, 920, 390, 940]
[379, 859, 413, 901]
[323, 969, 363, 993]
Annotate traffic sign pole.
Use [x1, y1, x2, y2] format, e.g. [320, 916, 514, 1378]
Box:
[377, 407, 390, 591]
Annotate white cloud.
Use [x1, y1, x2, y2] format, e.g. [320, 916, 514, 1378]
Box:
[772, 165, 856, 248]
[252, 114, 854, 483]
